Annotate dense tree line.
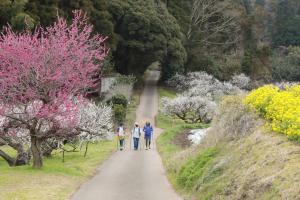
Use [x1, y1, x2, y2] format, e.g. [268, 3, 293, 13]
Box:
[0, 0, 299, 81]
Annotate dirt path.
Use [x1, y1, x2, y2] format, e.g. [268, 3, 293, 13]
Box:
[72, 71, 182, 200]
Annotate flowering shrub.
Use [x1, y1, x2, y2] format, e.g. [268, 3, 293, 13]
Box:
[162, 71, 249, 124]
[0, 10, 108, 168]
[168, 72, 243, 101]
[244, 85, 279, 116]
[245, 85, 300, 140]
[161, 96, 217, 123]
[231, 73, 251, 90]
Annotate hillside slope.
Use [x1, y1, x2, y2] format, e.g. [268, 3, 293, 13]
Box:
[157, 95, 300, 200]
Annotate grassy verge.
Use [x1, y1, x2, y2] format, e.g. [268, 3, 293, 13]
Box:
[0, 90, 140, 200]
[157, 87, 211, 197]
[125, 91, 140, 128]
[0, 141, 115, 200]
[158, 89, 300, 199]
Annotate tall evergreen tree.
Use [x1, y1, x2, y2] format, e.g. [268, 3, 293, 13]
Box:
[272, 0, 300, 47]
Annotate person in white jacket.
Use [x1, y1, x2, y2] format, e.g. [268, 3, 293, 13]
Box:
[131, 122, 141, 150]
[116, 123, 126, 150]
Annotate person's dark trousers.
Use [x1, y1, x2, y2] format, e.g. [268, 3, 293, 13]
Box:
[133, 137, 139, 150]
[145, 137, 151, 149]
[119, 138, 125, 150]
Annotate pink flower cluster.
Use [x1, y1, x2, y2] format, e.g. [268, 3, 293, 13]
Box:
[0, 10, 108, 138]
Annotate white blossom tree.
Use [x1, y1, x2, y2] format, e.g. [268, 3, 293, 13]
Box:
[230, 73, 251, 90]
[161, 96, 217, 123]
[0, 100, 113, 166]
[162, 71, 250, 123]
[168, 71, 242, 100]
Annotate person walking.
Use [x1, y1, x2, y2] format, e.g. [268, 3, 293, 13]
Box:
[143, 122, 153, 150]
[131, 122, 141, 150]
[116, 123, 126, 151]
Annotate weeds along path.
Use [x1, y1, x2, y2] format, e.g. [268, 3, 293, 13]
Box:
[71, 70, 182, 200]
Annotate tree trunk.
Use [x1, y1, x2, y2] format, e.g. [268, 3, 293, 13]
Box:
[31, 136, 43, 169]
[62, 150, 65, 163]
[84, 142, 89, 158]
[0, 137, 30, 166]
[0, 149, 15, 166]
[15, 151, 30, 166]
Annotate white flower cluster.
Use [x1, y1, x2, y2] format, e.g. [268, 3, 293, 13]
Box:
[78, 101, 113, 143]
[0, 101, 113, 154]
[161, 96, 217, 123]
[0, 115, 30, 147]
[168, 72, 244, 100]
[230, 73, 251, 90]
[162, 71, 250, 123]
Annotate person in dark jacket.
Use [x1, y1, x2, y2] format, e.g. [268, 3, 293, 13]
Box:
[143, 122, 153, 150]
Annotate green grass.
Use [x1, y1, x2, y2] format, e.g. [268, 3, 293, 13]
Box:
[157, 87, 222, 199]
[0, 140, 116, 200]
[0, 89, 140, 200]
[158, 87, 177, 99]
[156, 102, 227, 200]
[125, 91, 139, 128]
[177, 147, 219, 190]
[158, 87, 300, 199]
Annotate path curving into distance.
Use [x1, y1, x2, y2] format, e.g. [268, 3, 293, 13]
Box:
[72, 70, 182, 200]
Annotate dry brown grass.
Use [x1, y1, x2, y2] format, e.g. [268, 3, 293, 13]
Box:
[161, 95, 300, 199]
[201, 95, 263, 147]
[196, 96, 300, 199]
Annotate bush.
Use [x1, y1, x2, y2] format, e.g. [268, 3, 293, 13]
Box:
[113, 104, 126, 124]
[161, 96, 217, 123]
[108, 94, 128, 108]
[204, 95, 260, 143]
[245, 85, 300, 140]
[244, 85, 279, 116]
[271, 46, 300, 81]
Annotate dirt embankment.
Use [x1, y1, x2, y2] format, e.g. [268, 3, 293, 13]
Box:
[172, 130, 191, 148]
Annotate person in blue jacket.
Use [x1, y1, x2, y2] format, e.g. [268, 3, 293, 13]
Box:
[143, 122, 153, 150]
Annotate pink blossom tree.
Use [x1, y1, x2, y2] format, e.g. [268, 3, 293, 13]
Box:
[0, 11, 108, 168]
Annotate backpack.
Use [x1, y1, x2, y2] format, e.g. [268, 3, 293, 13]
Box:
[117, 127, 125, 137]
[132, 127, 141, 136]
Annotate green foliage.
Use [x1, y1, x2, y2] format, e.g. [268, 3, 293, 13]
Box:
[11, 12, 35, 30]
[0, 0, 35, 31]
[107, 94, 128, 124]
[158, 87, 177, 99]
[1, 0, 299, 84]
[272, 0, 300, 47]
[241, 48, 255, 75]
[165, 0, 192, 33]
[25, 0, 59, 26]
[108, 94, 128, 108]
[177, 148, 219, 190]
[115, 74, 137, 85]
[272, 46, 300, 81]
[106, 94, 130, 125]
[112, 104, 126, 124]
[108, 0, 186, 79]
